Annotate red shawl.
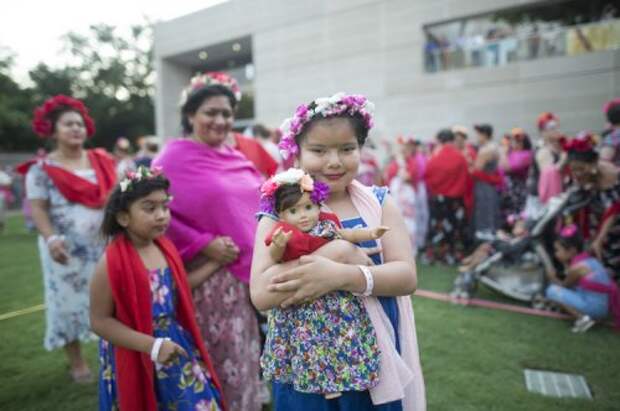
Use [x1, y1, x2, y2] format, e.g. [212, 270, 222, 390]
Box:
[42, 149, 116, 208]
[425, 144, 469, 198]
[265, 212, 341, 261]
[233, 133, 277, 177]
[106, 235, 226, 411]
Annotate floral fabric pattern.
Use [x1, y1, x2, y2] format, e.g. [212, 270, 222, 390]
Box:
[26, 162, 104, 350]
[98, 267, 223, 411]
[193, 268, 264, 411]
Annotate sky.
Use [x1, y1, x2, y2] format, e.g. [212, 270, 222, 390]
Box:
[0, 0, 228, 83]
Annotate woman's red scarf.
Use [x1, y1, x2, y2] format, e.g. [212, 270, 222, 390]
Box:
[42, 148, 116, 208]
[233, 133, 277, 177]
[106, 234, 226, 411]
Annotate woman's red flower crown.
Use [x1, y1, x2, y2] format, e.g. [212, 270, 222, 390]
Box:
[32, 95, 96, 138]
[560, 132, 595, 153]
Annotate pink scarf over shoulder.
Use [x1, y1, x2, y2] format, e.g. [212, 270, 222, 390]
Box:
[348, 180, 426, 410]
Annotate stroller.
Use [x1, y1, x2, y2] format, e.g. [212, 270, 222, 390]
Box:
[451, 186, 592, 305]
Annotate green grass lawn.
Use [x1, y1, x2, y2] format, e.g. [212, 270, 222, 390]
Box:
[1, 214, 619, 410]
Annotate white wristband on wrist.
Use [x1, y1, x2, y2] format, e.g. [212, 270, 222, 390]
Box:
[353, 265, 374, 297]
[46, 234, 64, 247]
[150, 337, 170, 362]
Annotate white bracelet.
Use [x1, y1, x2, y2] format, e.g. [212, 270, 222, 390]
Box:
[353, 265, 374, 297]
[46, 234, 64, 247]
[150, 337, 167, 362]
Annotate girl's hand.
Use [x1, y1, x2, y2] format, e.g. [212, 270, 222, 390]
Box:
[157, 339, 188, 365]
[268, 255, 348, 308]
[48, 238, 69, 265]
[204, 236, 239, 265]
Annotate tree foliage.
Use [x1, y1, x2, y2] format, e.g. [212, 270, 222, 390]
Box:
[0, 23, 155, 152]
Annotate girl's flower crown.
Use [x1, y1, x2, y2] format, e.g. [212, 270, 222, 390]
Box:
[278, 92, 375, 160]
[119, 165, 164, 192]
[32, 95, 96, 138]
[180, 71, 242, 105]
[559, 224, 578, 238]
[259, 168, 330, 215]
[560, 131, 596, 153]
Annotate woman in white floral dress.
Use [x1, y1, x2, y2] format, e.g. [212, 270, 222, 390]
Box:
[26, 95, 116, 382]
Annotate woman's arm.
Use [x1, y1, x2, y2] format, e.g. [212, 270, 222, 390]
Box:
[547, 264, 588, 287]
[30, 198, 69, 264]
[90, 258, 156, 355]
[185, 255, 221, 289]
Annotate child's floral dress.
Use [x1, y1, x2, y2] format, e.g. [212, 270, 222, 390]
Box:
[98, 267, 223, 411]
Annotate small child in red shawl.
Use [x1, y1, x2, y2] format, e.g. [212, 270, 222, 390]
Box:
[258, 168, 388, 400]
[90, 166, 225, 411]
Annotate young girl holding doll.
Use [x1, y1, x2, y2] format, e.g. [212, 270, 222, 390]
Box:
[251, 93, 426, 411]
[90, 166, 225, 411]
[545, 224, 619, 333]
[259, 167, 389, 399]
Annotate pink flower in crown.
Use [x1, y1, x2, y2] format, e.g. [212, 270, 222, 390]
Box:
[299, 174, 314, 192]
[260, 179, 279, 197]
[560, 224, 578, 237]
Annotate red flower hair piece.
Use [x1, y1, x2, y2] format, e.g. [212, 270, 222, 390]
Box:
[603, 98, 620, 114]
[536, 112, 559, 131]
[32, 95, 95, 138]
[560, 131, 595, 153]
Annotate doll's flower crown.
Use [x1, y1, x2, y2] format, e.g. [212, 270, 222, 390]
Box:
[259, 168, 330, 214]
[119, 165, 164, 192]
[278, 92, 375, 160]
[180, 71, 242, 105]
[32, 95, 96, 138]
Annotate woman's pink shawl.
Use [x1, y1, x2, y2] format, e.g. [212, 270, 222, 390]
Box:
[348, 179, 426, 410]
[152, 139, 263, 283]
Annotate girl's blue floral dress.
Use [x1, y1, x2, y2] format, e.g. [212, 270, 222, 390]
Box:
[98, 267, 223, 411]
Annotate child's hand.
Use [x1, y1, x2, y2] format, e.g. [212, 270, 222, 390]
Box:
[272, 227, 292, 248]
[157, 339, 188, 365]
[370, 226, 390, 239]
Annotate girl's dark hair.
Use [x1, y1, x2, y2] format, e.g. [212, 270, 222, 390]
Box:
[101, 175, 170, 238]
[274, 183, 304, 213]
[180, 85, 237, 135]
[606, 103, 620, 125]
[436, 128, 455, 143]
[568, 150, 599, 163]
[556, 229, 584, 252]
[295, 103, 370, 148]
[519, 134, 532, 150]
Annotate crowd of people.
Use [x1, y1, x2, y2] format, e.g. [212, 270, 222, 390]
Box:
[1, 69, 619, 410]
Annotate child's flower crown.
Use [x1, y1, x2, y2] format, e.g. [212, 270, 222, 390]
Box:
[119, 165, 164, 192]
[180, 71, 242, 105]
[259, 168, 330, 214]
[278, 92, 375, 160]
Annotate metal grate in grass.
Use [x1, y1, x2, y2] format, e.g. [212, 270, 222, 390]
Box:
[524, 369, 592, 399]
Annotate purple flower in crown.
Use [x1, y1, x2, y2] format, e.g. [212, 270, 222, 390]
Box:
[278, 92, 375, 161]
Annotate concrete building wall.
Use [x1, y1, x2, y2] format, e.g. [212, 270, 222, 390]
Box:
[154, 0, 620, 140]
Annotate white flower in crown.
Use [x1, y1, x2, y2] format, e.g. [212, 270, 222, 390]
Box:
[272, 168, 305, 185]
[119, 179, 131, 192]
